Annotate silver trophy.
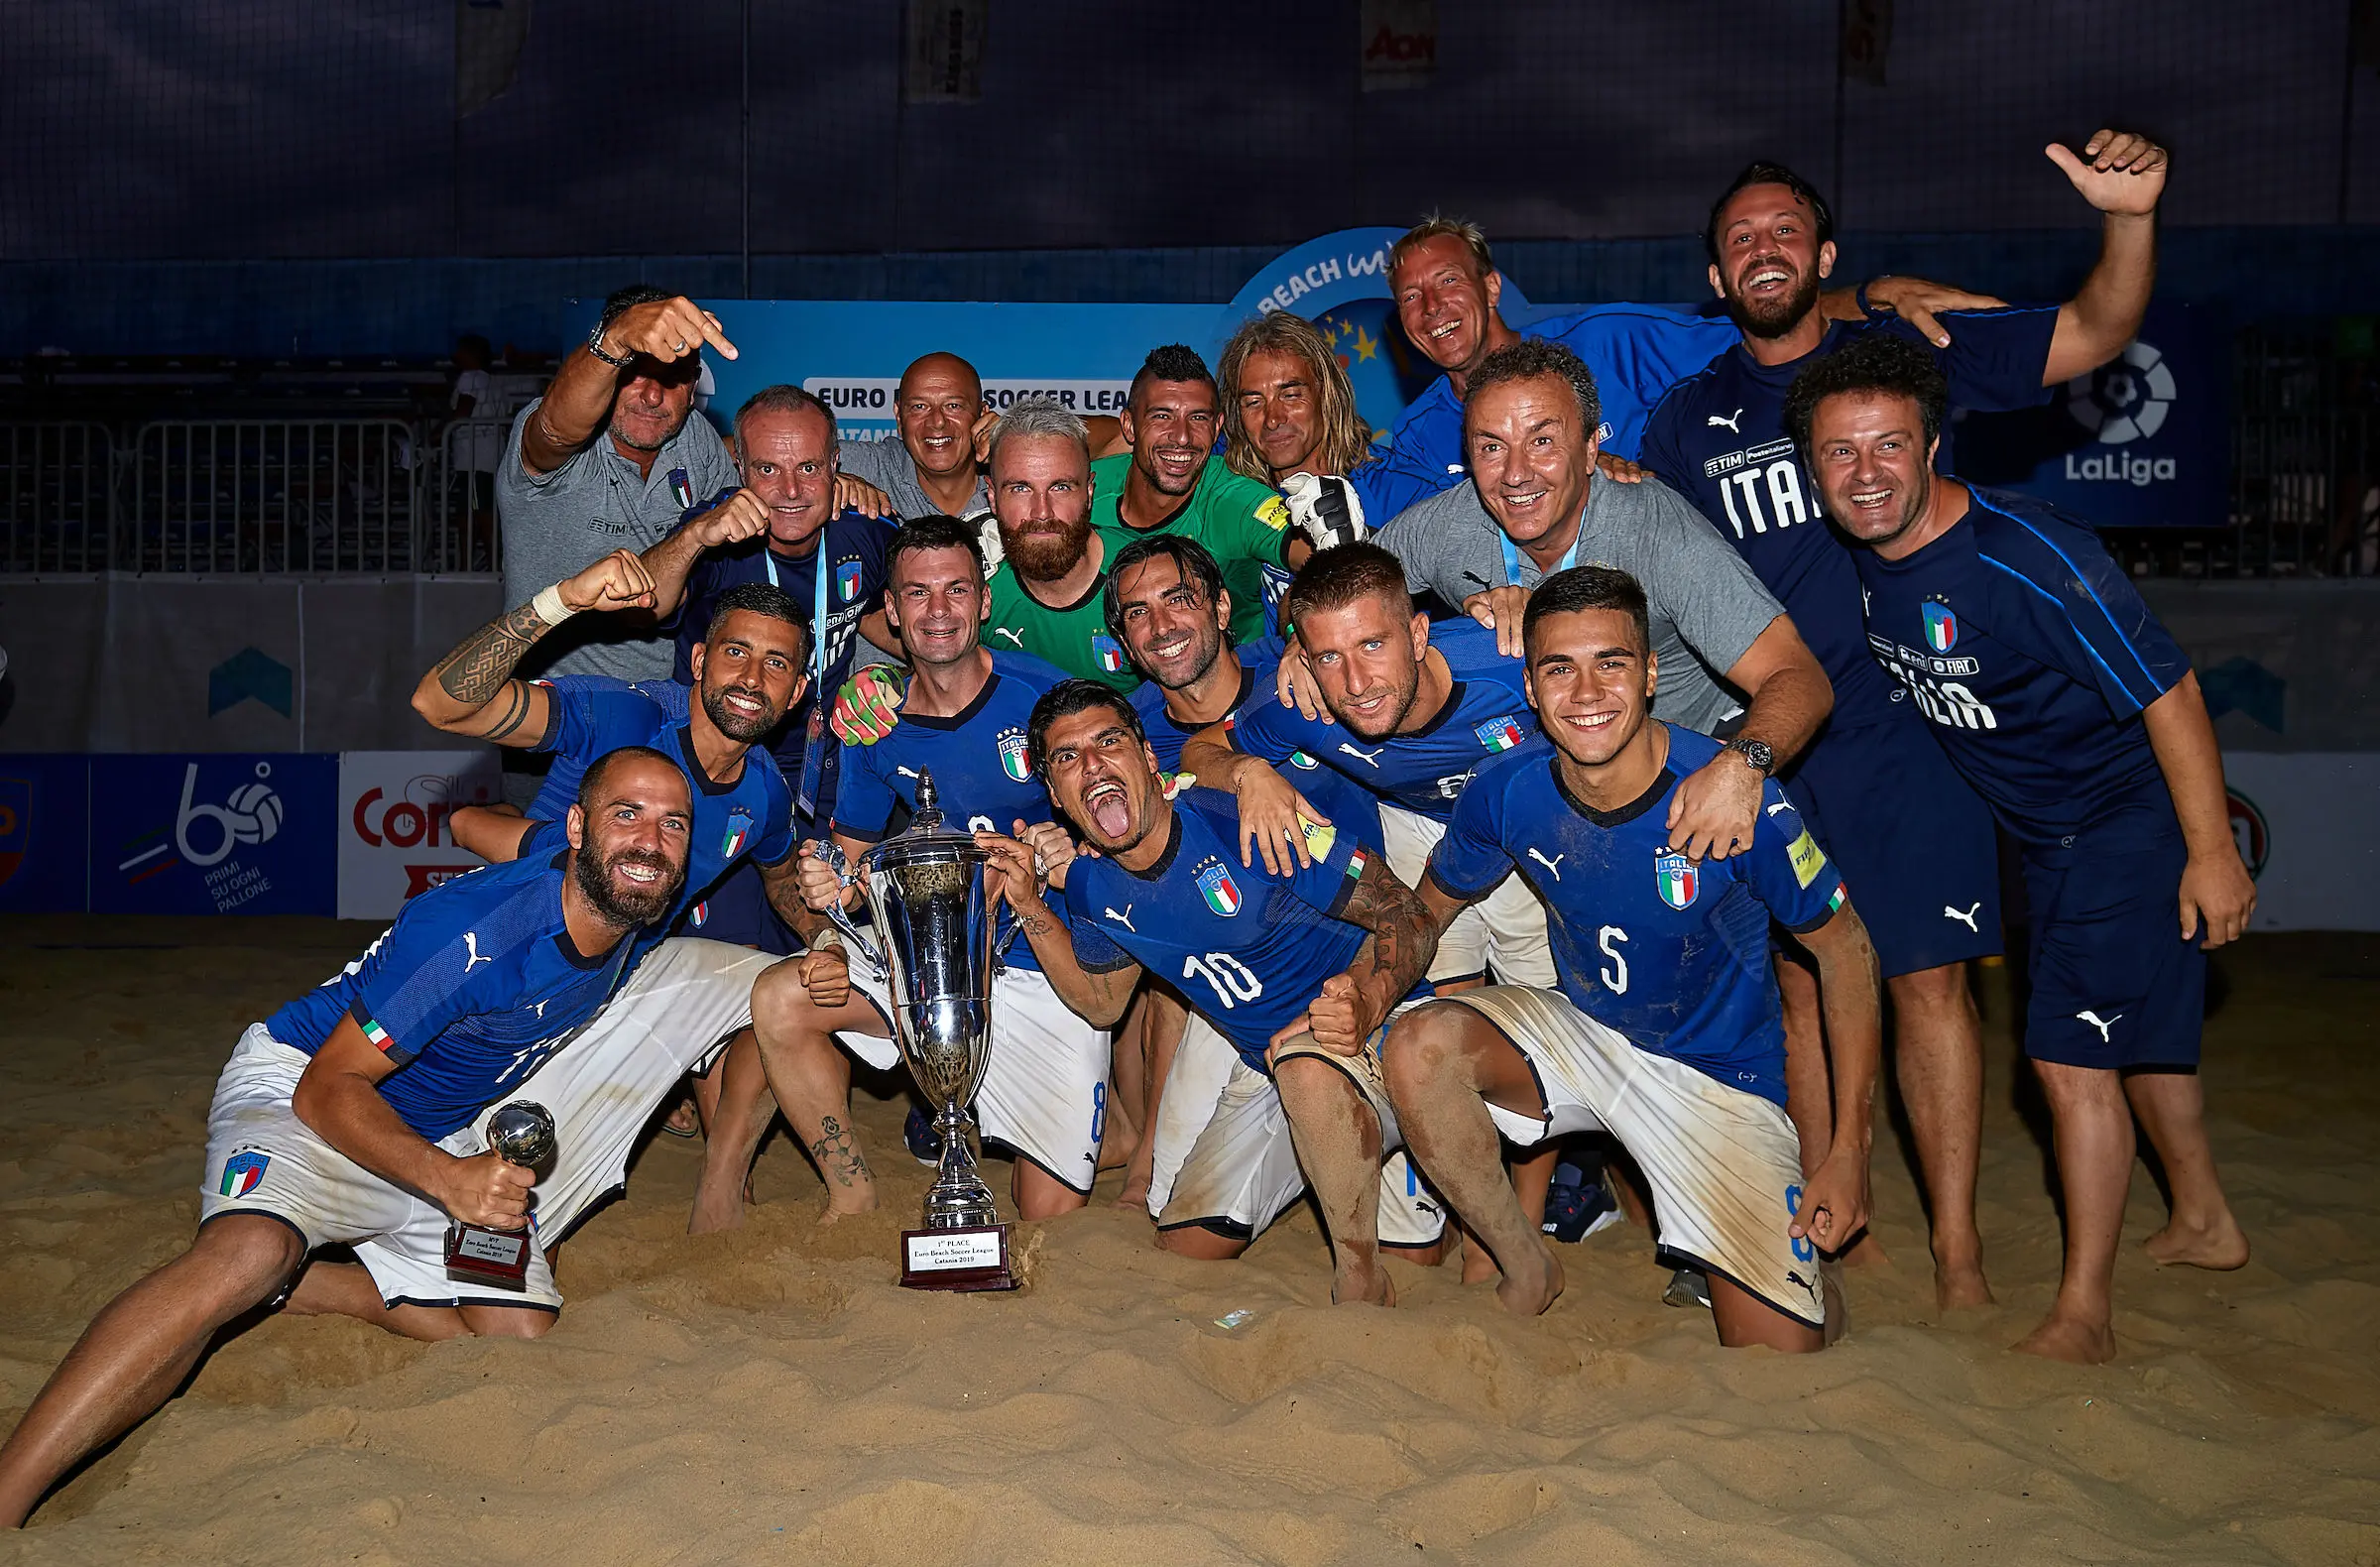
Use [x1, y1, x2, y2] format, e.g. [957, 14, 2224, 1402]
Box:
[818, 770, 1018, 1289]
[443, 1100, 556, 1290]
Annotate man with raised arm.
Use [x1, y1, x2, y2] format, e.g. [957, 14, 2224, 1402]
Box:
[1792, 333, 2249, 1364]
[1011, 680, 1441, 1304]
[0, 748, 777, 1526]
[1636, 132, 2170, 1309]
[748, 516, 1105, 1223]
[410, 558, 815, 1233]
[1387, 565, 1883, 1353]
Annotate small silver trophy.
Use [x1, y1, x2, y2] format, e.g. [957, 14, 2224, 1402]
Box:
[443, 1100, 556, 1290]
[819, 771, 1018, 1290]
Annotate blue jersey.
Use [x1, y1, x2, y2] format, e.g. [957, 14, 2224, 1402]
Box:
[831, 651, 1071, 972]
[1130, 657, 1385, 856]
[1063, 788, 1407, 1071]
[1368, 304, 1739, 519]
[667, 501, 893, 815]
[263, 853, 641, 1140]
[522, 679, 796, 941]
[1429, 729, 1845, 1103]
[1223, 617, 1536, 824]
[1852, 486, 2188, 848]
[1639, 309, 2058, 730]
[525, 676, 688, 824]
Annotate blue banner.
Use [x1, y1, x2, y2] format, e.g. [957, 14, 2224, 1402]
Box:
[89, 754, 337, 916]
[1957, 301, 2228, 528]
[0, 756, 90, 914]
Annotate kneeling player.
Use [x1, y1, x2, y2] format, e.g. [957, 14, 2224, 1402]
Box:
[0, 751, 773, 1527]
[1386, 567, 1882, 1353]
[1013, 680, 1442, 1304]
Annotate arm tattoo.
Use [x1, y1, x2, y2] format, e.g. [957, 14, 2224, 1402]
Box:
[808, 1114, 871, 1190]
[434, 600, 551, 706]
[481, 682, 533, 742]
[1341, 858, 1439, 1008]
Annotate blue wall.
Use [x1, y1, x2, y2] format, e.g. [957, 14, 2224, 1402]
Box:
[3, 228, 2371, 360]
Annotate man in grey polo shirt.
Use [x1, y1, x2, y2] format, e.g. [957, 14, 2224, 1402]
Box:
[498, 286, 742, 686]
[836, 351, 997, 522]
[1373, 337, 1832, 865]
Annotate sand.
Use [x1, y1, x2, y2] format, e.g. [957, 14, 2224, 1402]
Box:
[1, 914, 2376, 1565]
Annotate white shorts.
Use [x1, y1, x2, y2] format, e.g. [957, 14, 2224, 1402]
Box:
[1437, 985, 1824, 1328]
[1379, 805, 1555, 988]
[201, 937, 771, 1312]
[839, 961, 1113, 1194]
[1148, 1012, 1444, 1248]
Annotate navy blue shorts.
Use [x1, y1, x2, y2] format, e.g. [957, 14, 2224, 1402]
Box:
[673, 858, 798, 956]
[2018, 831, 2203, 1071]
[1786, 715, 2002, 978]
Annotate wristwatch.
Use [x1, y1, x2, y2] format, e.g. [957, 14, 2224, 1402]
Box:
[1727, 736, 1776, 776]
[585, 319, 633, 368]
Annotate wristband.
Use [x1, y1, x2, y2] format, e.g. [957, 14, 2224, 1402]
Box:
[530, 584, 574, 627]
[808, 926, 845, 953]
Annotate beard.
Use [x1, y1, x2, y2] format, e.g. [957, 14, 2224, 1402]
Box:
[701, 679, 785, 743]
[1003, 511, 1095, 582]
[574, 840, 681, 927]
[1722, 266, 1823, 340]
[1332, 661, 1420, 743]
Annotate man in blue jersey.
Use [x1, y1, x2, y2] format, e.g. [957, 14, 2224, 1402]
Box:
[1103, 534, 1392, 1212]
[1637, 131, 2169, 1309]
[1363, 217, 1994, 520]
[1180, 543, 1560, 993]
[411, 560, 815, 1234]
[1790, 335, 2250, 1365]
[1387, 567, 1884, 1353]
[752, 516, 1108, 1222]
[1008, 680, 1443, 1304]
[640, 385, 899, 949]
[0, 748, 776, 1527]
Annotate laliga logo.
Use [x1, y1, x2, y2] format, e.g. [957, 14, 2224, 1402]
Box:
[177, 762, 283, 869]
[2061, 340, 2179, 487]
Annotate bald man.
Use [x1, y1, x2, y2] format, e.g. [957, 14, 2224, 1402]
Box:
[840, 352, 1127, 523]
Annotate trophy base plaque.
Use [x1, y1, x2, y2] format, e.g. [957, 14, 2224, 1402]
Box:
[899, 1223, 1017, 1292]
[444, 1221, 534, 1291]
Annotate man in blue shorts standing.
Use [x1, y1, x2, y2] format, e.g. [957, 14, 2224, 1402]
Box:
[1387, 566, 1884, 1353]
[1792, 334, 2250, 1364]
[1008, 680, 1443, 1305]
[1637, 129, 2169, 1308]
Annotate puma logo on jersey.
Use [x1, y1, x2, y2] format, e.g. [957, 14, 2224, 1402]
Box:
[1104, 905, 1136, 932]
[532, 999, 548, 1020]
[1764, 800, 1795, 817]
[1338, 742, 1384, 769]
[1708, 409, 1743, 432]
[1945, 902, 1982, 931]
[896, 766, 920, 779]
[1526, 848, 1564, 881]
[462, 932, 493, 972]
[2077, 1010, 2123, 1042]
[989, 627, 1024, 648]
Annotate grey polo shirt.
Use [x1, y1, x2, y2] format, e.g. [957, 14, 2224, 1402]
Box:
[497, 397, 739, 683]
[838, 434, 991, 521]
[1374, 475, 1787, 737]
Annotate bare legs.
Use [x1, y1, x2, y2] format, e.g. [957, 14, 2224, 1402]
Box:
[745, 961, 881, 1222]
[688, 1029, 773, 1233]
[2127, 1070, 2247, 1269]
[1273, 1052, 1393, 1305]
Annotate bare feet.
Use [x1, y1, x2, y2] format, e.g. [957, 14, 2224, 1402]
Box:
[1331, 1260, 1396, 1307]
[686, 1191, 745, 1235]
[2144, 1211, 2249, 1270]
[814, 1195, 879, 1229]
[1490, 1239, 1565, 1317]
[1113, 1171, 1150, 1211]
[2014, 1312, 2116, 1365]
[1935, 1262, 1995, 1311]
[661, 1098, 701, 1139]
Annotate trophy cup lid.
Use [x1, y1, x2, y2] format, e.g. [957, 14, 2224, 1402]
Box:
[866, 769, 984, 867]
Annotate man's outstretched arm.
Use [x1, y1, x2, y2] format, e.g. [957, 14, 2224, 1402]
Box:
[2042, 128, 2165, 385]
[410, 549, 657, 747]
[521, 298, 737, 478]
[1786, 900, 1883, 1254]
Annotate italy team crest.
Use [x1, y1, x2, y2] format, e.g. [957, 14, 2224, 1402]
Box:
[837, 559, 864, 602]
[720, 808, 752, 859]
[1475, 715, 1526, 753]
[1655, 850, 1698, 909]
[998, 729, 1032, 783]
[219, 1149, 271, 1198]
[1092, 634, 1130, 675]
[1196, 860, 1243, 916]
[1922, 602, 1960, 654]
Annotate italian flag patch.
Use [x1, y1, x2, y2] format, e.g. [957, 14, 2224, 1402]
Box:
[360, 1017, 393, 1051]
[1827, 885, 1846, 913]
[1345, 849, 1369, 883]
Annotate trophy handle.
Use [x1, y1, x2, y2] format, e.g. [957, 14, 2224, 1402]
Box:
[990, 901, 1023, 973]
[814, 840, 889, 980]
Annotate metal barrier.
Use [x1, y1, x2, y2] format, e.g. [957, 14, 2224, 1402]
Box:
[0, 422, 116, 572]
[421, 418, 512, 572]
[130, 419, 422, 572]
[2224, 330, 2380, 577]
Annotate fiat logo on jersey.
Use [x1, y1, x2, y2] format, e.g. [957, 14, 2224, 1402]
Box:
[1654, 850, 1698, 909]
[1196, 859, 1243, 916]
[1922, 603, 1960, 654]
